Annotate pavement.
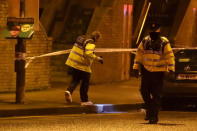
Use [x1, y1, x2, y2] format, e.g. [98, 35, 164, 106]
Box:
[0, 77, 143, 117]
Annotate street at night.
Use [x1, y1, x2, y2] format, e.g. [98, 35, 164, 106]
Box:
[0, 111, 197, 131]
[1, 0, 197, 130]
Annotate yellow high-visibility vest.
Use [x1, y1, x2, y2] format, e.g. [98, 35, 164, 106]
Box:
[66, 42, 98, 73]
[133, 36, 175, 72]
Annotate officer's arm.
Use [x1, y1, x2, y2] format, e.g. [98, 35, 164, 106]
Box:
[84, 43, 99, 60]
[163, 43, 175, 72]
[133, 42, 144, 70]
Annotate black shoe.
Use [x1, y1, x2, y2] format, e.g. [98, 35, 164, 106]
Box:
[149, 117, 158, 124]
[144, 116, 149, 121]
[144, 110, 150, 120]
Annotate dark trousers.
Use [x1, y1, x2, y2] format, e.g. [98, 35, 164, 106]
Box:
[140, 66, 164, 119]
[67, 67, 91, 102]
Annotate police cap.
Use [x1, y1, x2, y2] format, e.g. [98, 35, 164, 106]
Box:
[150, 23, 160, 31]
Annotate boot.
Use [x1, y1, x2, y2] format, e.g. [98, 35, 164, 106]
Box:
[144, 109, 150, 120]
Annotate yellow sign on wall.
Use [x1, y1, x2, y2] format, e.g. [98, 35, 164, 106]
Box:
[1, 17, 34, 39]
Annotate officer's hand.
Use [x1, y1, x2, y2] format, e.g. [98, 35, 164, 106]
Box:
[167, 70, 175, 80]
[133, 69, 139, 78]
[168, 70, 174, 75]
[97, 56, 103, 64]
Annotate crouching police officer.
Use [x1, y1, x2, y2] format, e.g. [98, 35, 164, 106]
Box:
[133, 23, 175, 124]
[65, 31, 103, 106]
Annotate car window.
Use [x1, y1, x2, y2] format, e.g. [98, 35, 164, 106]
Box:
[175, 50, 197, 63]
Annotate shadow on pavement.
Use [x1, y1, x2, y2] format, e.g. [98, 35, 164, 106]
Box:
[140, 123, 185, 126]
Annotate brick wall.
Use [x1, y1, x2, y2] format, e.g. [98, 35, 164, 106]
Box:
[175, 0, 197, 47]
[0, 0, 52, 92]
[88, 0, 133, 83]
[0, 0, 15, 92]
[25, 25, 52, 91]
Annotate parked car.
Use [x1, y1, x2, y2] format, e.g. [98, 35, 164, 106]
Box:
[162, 49, 197, 104]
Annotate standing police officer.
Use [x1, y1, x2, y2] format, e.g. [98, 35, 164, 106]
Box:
[65, 31, 103, 106]
[133, 23, 175, 124]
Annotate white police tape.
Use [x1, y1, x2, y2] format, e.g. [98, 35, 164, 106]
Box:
[25, 47, 197, 68]
[25, 48, 137, 68]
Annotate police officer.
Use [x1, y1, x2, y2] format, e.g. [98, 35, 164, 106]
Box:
[133, 23, 175, 124]
[65, 31, 103, 106]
